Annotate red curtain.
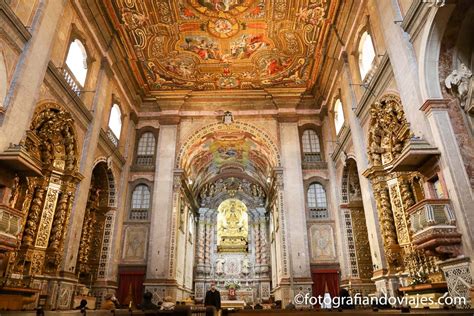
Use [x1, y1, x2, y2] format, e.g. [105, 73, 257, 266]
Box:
[117, 271, 145, 307]
[311, 269, 339, 300]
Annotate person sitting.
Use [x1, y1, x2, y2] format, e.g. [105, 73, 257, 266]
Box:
[254, 299, 264, 310]
[161, 296, 175, 310]
[244, 301, 254, 309]
[139, 291, 159, 310]
[101, 294, 116, 310]
[285, 300, 296, 310]
[74, 299, 88, 311]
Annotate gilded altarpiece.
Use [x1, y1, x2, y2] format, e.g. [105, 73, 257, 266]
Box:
[363, 95, 443, 290]
[2, 105, 82, 309]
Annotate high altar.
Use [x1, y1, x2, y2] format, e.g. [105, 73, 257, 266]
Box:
[194, 179, 271, 303]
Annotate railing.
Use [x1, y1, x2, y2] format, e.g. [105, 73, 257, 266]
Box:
[408, 199, 456, 233]
[107, 128, 119, 147]
[129, 208, 149, 221]
[136, 154, 154, 166]
[309, 208, 328, 219]
[0, 204, 23, 250]
[61, 65, 82, 96]
[303, 152, 322, 163]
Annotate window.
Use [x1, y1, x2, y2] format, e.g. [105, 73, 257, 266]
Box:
[136, 132, 156, 166]
[65, 39, 88, 86]
[334, 99, 344, 134]
[359, 31, 376, 79]
[307, 183, 328, 219]
[108, 104, 122, 145]
[302, 130, 322, 162]
[130, 184, 150, 220]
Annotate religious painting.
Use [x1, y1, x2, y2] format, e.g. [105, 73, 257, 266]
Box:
[197, 0, 246, 12]
[110, 0, 334, 91]
[310, 224, 336, 262]
[229, 34, 269, 59]
[181, 36, 223, 61]
[123, 226, 148, 261]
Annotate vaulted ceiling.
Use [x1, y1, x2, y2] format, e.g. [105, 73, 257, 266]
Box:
[105, 0, 337, 97]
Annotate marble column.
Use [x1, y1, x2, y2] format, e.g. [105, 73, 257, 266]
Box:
[278, 121, 312, 299]
[146, 124, 178, 285]
[0, 0, 67, 151]
[61, 60, 111, 274]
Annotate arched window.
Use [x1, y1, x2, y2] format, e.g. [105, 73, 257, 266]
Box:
[65, 39, 88, 86]
[307, 183, 328, 219]
[108, 104, 122, 145]
[302, 129, 322, 162]
[334, 99, 344, 134]
[130, 184, 151, 220]
[136, 132, 156, 166]
[359, 31, 376, 79]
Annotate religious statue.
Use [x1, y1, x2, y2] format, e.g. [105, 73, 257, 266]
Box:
[9, 174, 20, 209]
[241, 257, 250, 275]
[216, 257, 226, 275]
[217, 199, 249, 252]
[445, 63, 472, 109]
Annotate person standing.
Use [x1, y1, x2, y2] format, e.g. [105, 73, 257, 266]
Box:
[204, 282, 221, 312]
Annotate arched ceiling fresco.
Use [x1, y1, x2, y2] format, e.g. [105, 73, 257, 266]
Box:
[108, 0, 336, 92]
[177, 122, 279, 193]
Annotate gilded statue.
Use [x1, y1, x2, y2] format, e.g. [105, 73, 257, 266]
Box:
[217, 199, 248, 251]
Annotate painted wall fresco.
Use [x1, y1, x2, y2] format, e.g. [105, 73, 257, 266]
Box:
[109, 0, 335, 91]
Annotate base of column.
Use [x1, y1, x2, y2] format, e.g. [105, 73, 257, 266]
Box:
[272, 277, 313, 306]
[438, 256, 473, 308]
[144, 279, 191, 304]
[371, 270, 401, 297]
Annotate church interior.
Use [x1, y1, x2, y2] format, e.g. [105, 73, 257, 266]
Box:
[0, 0, 473, 314]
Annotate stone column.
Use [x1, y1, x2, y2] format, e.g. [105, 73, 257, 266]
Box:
[61, 60, 111, 273]
[145, 123, 178, 292]
[0, 0, 67, 151]
[278, 121, 312, 300]
[340, 60, 388, 280]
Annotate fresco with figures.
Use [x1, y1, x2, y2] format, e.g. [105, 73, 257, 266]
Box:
[109, 0, 335, 91]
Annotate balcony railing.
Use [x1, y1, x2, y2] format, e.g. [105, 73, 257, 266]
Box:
[408, 199, 456, 233]
[107, 128, 119, 147]
[408, 199, 461, 258]
[0, 205, 23, 250]
[129, 208, 149, 221]
[61, 66, 82, 96]
[309, 208, 329, 219]
[136, 155, 154, 166]
[303, 152, 322, 163]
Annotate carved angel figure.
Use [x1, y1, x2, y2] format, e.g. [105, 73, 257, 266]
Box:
[445, 63, 472, 108]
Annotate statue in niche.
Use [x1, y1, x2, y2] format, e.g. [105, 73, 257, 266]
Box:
[217, 198, 248, 251]
[241, 256, 250, 275]
[8, 174, 20, 209]
[445, 63, 472, 109]
[216, 257, 226, 275]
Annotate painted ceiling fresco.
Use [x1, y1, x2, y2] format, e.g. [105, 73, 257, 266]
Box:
[178, 123, 278, 191]
[109, 0, 335, 92]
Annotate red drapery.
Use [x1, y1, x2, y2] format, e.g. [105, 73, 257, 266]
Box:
[311, 269, 339, 300]
[117, 271, 145, 307]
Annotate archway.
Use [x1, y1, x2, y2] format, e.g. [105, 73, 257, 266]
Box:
[177, 121, 279, 303]
[77, 161, 114, 287]
[339, 158, 374, 295]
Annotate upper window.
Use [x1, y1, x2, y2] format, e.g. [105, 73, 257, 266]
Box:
[307, 183, 328, 219]
[65, 39, 88, 86]
[136, 132, 156, 166]
[334, 99, 344, 134]
[358, 32, 376, 79]
[108, 104, 122, 141]
[130, 184, 151, 220]
[302, 130, 322, 162]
